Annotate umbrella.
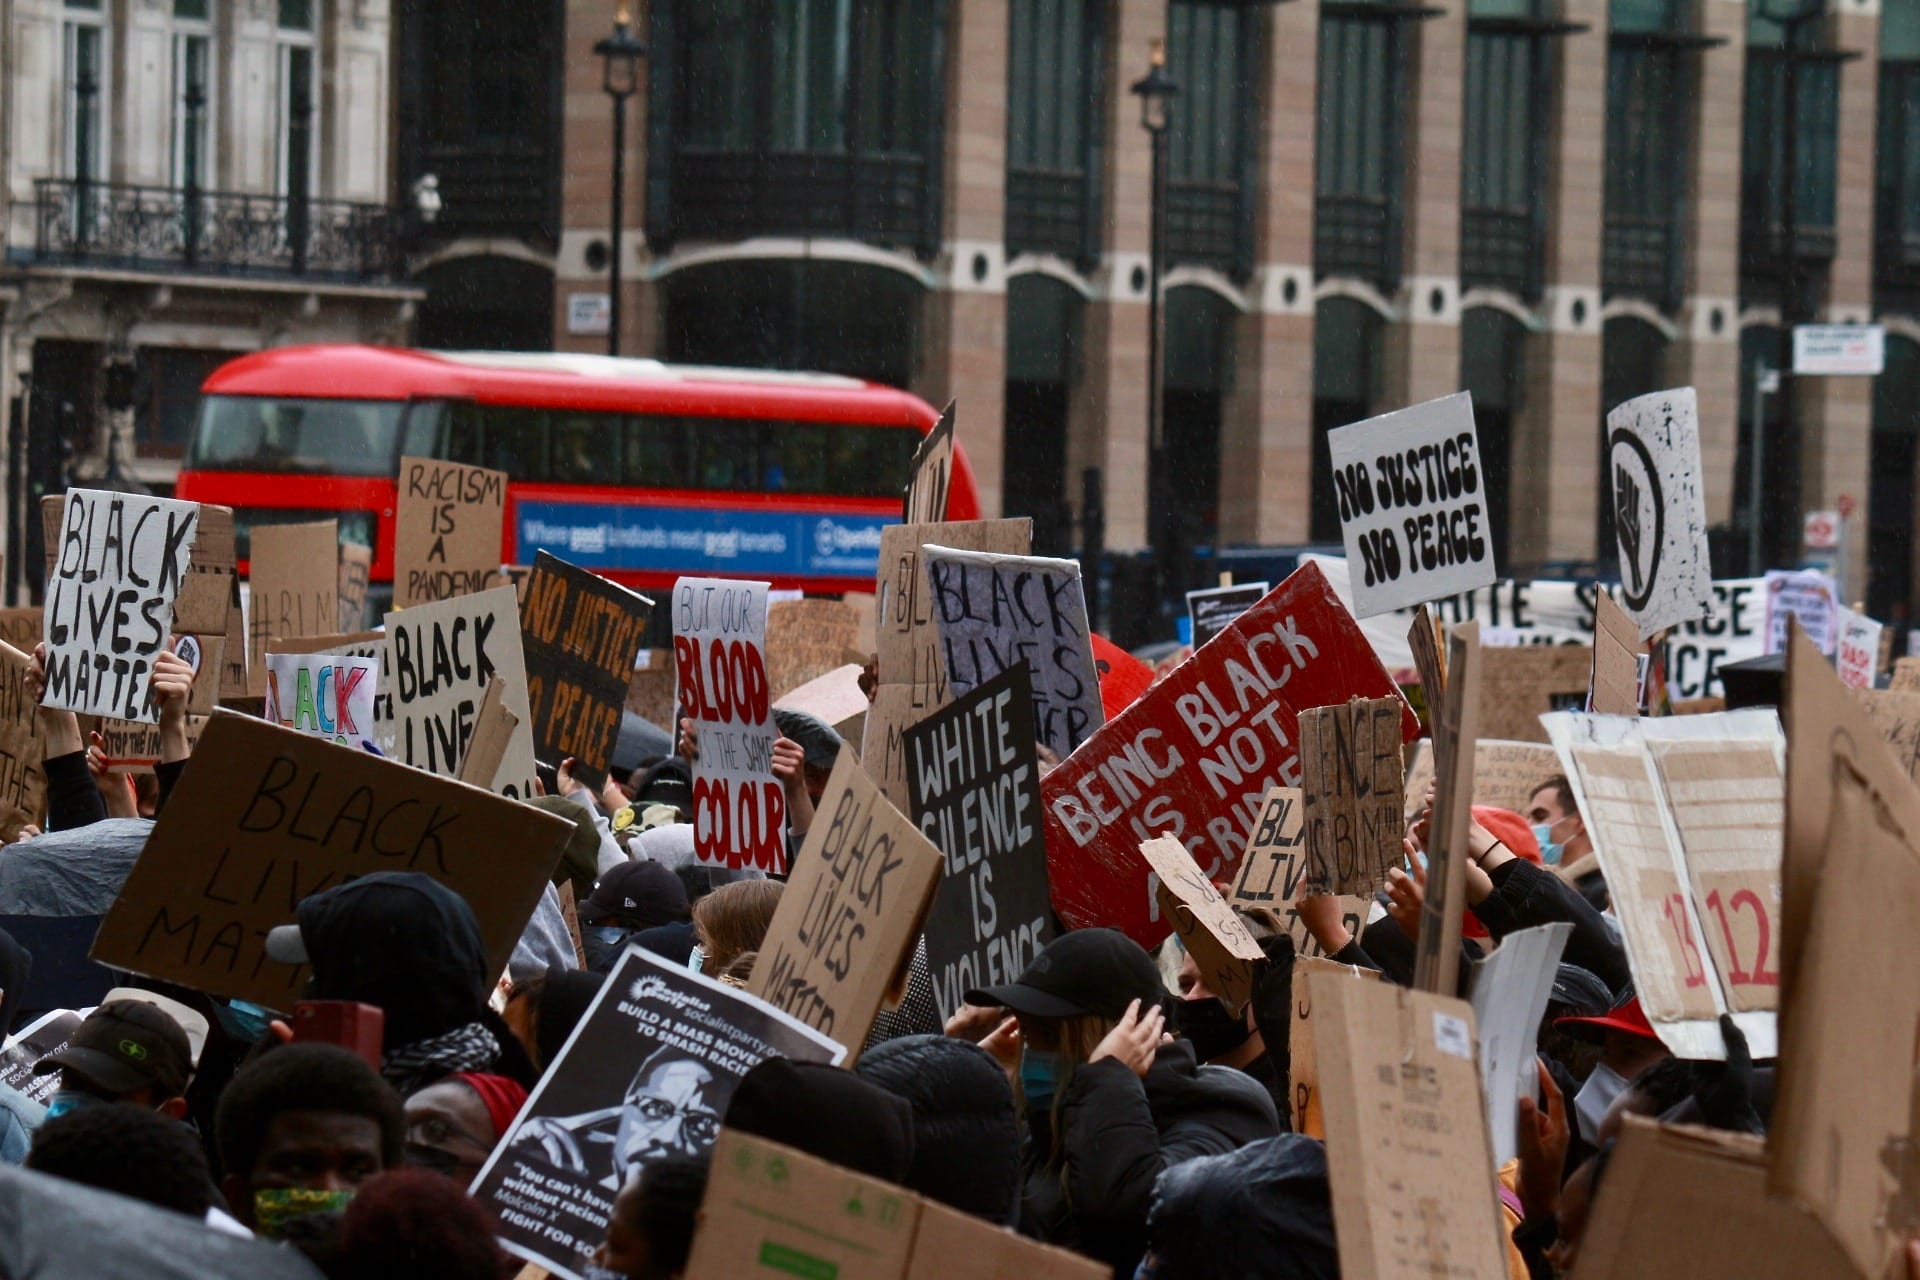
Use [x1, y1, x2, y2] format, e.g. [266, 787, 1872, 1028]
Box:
[610, 711, 673, 777]
[0, 1164, 323, 1280]
[0, 820, 152, 1016]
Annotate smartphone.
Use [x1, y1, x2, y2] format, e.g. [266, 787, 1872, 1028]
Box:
[536, 762, 560, 797]
[291, 1001, 385, 1070]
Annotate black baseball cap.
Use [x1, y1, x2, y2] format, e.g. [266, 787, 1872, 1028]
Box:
[633, 757, 694, 819]
[964, 928, 1169, 1022]
[34, 999, 194, 1099]
[1546, 964, 1614, 1020]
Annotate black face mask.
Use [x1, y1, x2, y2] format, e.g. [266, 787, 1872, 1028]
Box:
[1177, 995, 1254, 1062]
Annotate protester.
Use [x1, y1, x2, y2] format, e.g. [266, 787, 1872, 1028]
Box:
[724, 1056, 916, 1181]
[214, 1043, 405, 1235]
[264, 872, 538, 1092]
[690, 879, 783, 977]
[1137, 1135, 1339, 1279]
[25, 1102, 220, 1220]
[31, 998, 195, 1121]
[404, 1071, 527, 1186]
[1170, 925, 1294, 1122]
[501, 968, 606, 1072]
[961, 928, 1280, 1276]
[579, 860, 691, 973]
[327, 1167, 510, 1280]
[1553, 995, 1670, 1145]
[855, 1033, 1021, 1224]
[592, 1154, 708, 1280]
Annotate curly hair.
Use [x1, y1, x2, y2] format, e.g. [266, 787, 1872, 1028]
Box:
[26, 1102, 216, 1217]
[331, 1168, 506, 1280]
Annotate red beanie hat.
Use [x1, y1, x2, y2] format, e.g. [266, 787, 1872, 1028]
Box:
[453, 1071, 528, 1142]
[1472, 805, 1542, 864]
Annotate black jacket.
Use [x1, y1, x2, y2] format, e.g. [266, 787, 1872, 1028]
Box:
[1020, 1040, 1279, 1277]
[1473, 859, 1631, 994]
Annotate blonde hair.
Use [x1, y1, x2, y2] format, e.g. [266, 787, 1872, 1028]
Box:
[692, 880, 783, 974]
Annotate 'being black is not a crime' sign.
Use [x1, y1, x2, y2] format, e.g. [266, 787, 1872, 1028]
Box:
[1327, 393, 1496, 619]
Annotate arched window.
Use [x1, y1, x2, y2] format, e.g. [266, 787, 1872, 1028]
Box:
[414, 256, 555, 352]
[1598, 316, 1670, 564]
[1311, 297, 1389, 541]
[1460, 308, 1528, 569]
[1005, 275, 1085, 553]
[1166, 1, 1261, 279]
[1869, 333, 1920, 621]
[1314, 5, 1408, 291]
[662, 258, 924, 388]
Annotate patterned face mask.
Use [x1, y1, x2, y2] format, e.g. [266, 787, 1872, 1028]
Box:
[252, 1187, 353, 1239]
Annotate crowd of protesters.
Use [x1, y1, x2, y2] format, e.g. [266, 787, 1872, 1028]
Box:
[0, 622, 1911, 1280]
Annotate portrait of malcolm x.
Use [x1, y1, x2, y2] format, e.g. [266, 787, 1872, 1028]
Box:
[514, 1045, 725, 1190]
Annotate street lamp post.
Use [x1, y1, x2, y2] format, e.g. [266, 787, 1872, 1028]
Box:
[1131, 41, 1178, 612]
[594, 6, 647, 359]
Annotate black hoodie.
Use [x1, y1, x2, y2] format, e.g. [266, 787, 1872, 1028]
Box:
[1020, 1040, 1279, 1278]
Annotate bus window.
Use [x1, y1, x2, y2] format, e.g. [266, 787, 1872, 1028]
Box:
[551, 411, 621, 484]
[398, 401, 449, 459]
[447, 403, 548, 479]
[625, 415, 691, 488]
[827, 424, 918, 498]
[691, 419, 765, 490]
[770, 422, 829, 494]
[188, 397, 405, 476]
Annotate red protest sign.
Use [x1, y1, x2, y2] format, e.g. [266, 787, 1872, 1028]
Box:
[1042, 561, 1416, 946]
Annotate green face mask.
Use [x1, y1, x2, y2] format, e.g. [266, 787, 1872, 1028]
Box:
[252, 1187, 352, 1238]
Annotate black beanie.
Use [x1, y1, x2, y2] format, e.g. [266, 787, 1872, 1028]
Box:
[855, 1034, 1020, 1225]
[723, 1057, 916, 1183]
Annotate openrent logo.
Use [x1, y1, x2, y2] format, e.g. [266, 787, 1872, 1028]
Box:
[814, 519, 884, 558]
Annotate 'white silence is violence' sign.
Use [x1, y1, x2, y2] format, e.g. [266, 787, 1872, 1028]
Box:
[1327, 393, 1496, 619]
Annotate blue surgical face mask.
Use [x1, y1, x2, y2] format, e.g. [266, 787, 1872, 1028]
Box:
[44, 1090, 102, 1122]
[1019, 1048, 1063, 1113]
[1533, 821, 1565, 865]
[687, 946, 707, 975]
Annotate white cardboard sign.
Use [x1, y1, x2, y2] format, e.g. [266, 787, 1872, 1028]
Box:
[381, 585, 539, 799]
[41, 489, 200, 722]
[1763, 569, 1839, 656]
[1605, 387, 1714, 638]
[673, 577, 785, 873]
[1834, 607, 1883, 690]
[1326, 392, 1496, 619]
[263, 652, 379, 747]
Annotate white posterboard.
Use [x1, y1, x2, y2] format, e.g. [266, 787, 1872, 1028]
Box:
[41, 489, 200, 722]
[1325, 392, 1495, 619]
[1605, 387, 1714, 638]
[381, 585, 538, 798]
[673, 577, 784, 873]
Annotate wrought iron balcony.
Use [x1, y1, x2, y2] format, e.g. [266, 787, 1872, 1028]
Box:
[1462, 206, 1543, 302]
[1007, 166, 1096, 268]
[1602, 212, 1681, 311]
[32, 178, 406, 283]
[666, 149, 937, 258]
[1315, 193, 1401, 293]
[1167, 179, 1251, 280]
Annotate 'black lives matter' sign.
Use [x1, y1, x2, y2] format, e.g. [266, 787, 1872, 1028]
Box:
[1327, 392, 1497, 619]
[905, 664, 1054, 1019]
[42, 489, 199, 721]
[520, 552, 652, 788]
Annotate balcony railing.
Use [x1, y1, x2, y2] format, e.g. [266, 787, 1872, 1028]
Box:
[1166, 179, 1250, 279]
[32, 178, 406, 282]
[667, 150, 936, 258]
[1007, 166, 1095, 268]
[1315, 193, 1400, 293]
[1603, 213, 1681, 311]
[1462, 206, 1542, 301]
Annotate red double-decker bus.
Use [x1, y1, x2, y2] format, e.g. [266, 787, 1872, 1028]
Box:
[174, 345, 977, 597]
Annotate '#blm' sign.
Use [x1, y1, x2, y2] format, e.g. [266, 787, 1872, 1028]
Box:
[905, 664, 1053, 1020]
[673, 578, 784, 873]
[1326, 393, 1495, 619]
[521, 553, 652, 787]
[1607, 387, 1714, 638]
[42, 489, 199, 721]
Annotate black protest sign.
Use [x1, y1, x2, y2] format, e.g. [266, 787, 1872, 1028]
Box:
[748, 748, 945, 1054]
[472, 945, 843, 1280]
[89, 709, 572, 1009]
[920, 545, 1103, 761]
[1299, 697, 1406, 895]
[41, 489, 200, 722]
[1188, 583, 1269, 651]
[1326, 392, 1496, 619]
[520, 552, 653, 786]
[902, 402, 955, 525]
[904, 663, 1054, 1020]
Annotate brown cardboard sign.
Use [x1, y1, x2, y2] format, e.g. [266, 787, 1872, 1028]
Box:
[1578, 1117, 1857, 1280]
[247, 520, 339, 697]
[1590, 590, 1644, 715]
[0, 609, 42, 652]
[1401, 738, 1561, 822]
[1415, 620, 1480, 995]
[774, 663, 870, 736]
[1141, 836, 1264, 1014]
[97, 713, 207, 774]
[1310, 968, 1507, 1280]
[765, 598, 861, 703]
[394, 456, 507, 610]
[901, 402, 955, 527]
[1407, 605, 1446, 713]
[0, 641, 46, 841]
[89, 709, 572, 1010]
[337, 542, 373, 632]
[747, 748, 945, 1055]
[1479, 644, 1592, 742]
[1226, 787, 1367, 959]
[1891, 655, 1920, 693]
[455, 676, 516, 788]
[686, 1130, 922, 1280]
[1299, 696, 1405, 895]
[1857, 686, 1920, 783]
[902, 1199, 1107, 1280]
[1290, 956, 1385, 1136]
[1770, 756, 1920, 1277]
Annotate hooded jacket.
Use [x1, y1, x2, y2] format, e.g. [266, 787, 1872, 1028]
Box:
[856, 1035, 1020, 1225]
[1139, 1134, 1339, 1280]
[1020, 1039, 1278, 1277]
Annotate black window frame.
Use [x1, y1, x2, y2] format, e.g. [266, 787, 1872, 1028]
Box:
[1876, 21, 1920, 294]
[1164, 0, 1265, 281]
[1005, 0, 1107, 270]
[645, 0, 952, 260]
